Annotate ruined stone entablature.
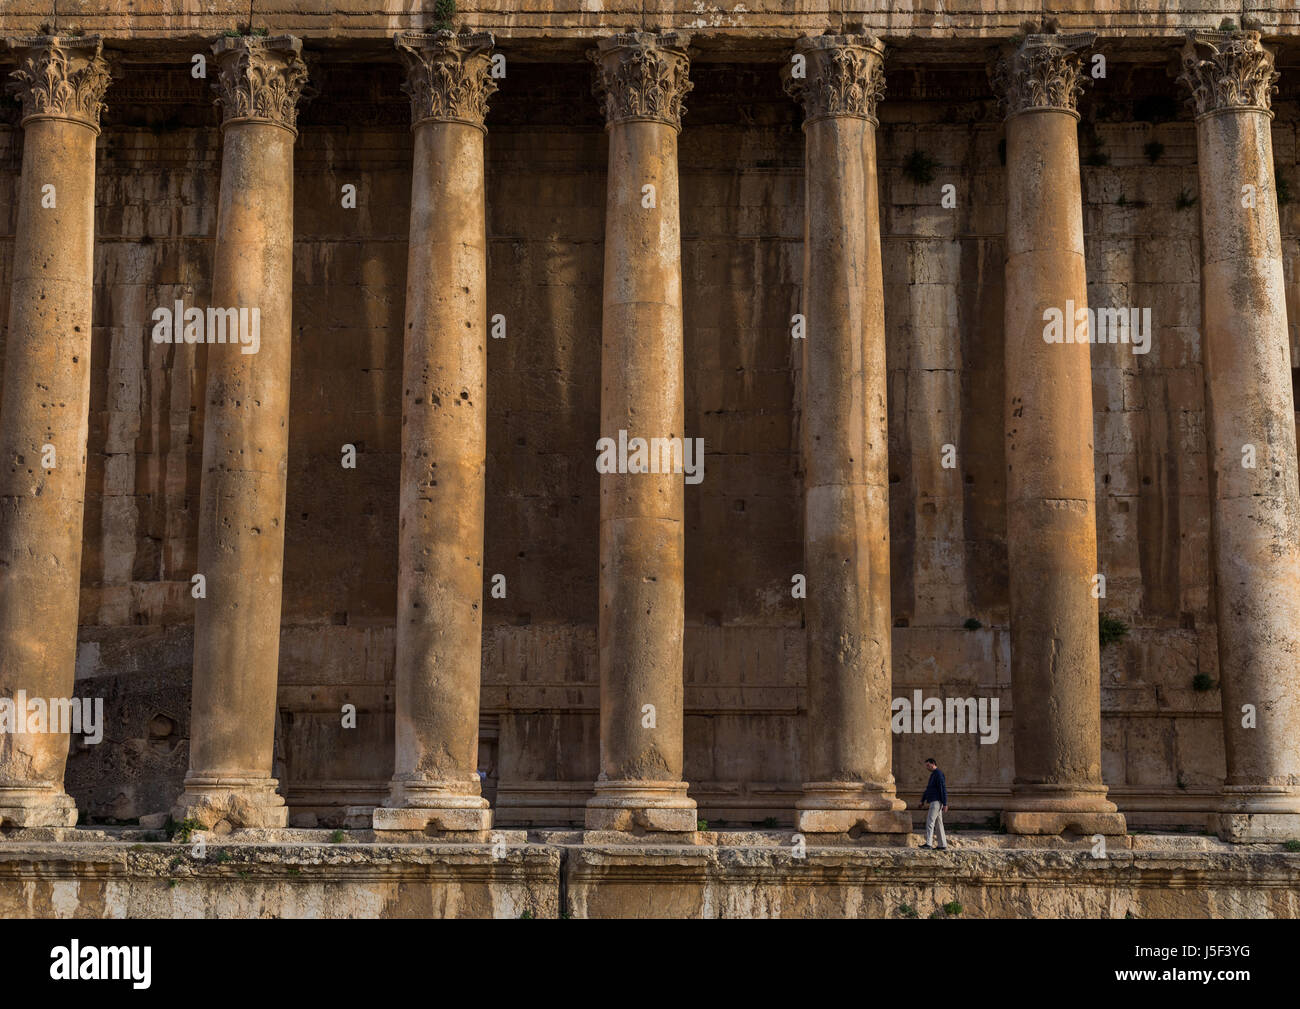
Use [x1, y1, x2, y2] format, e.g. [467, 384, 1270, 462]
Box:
[1179, 30, 1279, 119]
[211, 34, 309, 134]
[394, 29, 497, 131]
[991, 32, 1095, 119]
[6, 35, 110, 132]
[589, 31, 693, 131]
[782, 34, 886, 126]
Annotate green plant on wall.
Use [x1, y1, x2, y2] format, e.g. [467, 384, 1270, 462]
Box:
[903, 150, 939, 186]
[1099, 613, 1128, 648]
[432, 0, 457, 31]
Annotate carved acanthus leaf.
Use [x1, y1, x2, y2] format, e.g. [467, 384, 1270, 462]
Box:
[991, 32, 1095, 117]
[212, 35, 309, 132]
[395, 30, 496, 128]
[783, 35, 886, 124]
[1179, 30, 1278, 117]
[7, 35, 111, 130]
[590, 32, 692, 130]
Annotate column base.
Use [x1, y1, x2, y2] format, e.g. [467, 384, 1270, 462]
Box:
[172, 775, 288, 829]
[372, 778, 492, 833]
[1211, 788, 1300, 842]
[1001, 784, 1127, 836]
[1211, 812, 1300, 843]
[794, 781, 910, 834]
[0, 786, 79, 829]
[585, 779, 697, 833]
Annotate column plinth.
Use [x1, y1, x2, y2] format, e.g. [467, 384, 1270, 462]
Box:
[784, 35, 908, 836]
[585, 32, 697, 836]
[1180, 31, 1300, 843]
[0, 36, 110, 828]
[172, 35, 308, 830]
[371, 30, 497, 837]
[992, 33, 1125, 836]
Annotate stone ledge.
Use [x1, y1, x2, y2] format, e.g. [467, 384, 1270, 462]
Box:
[0, 836, 1296, 917]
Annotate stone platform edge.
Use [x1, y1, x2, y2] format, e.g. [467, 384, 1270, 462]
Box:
[0, 831, 1297, 918]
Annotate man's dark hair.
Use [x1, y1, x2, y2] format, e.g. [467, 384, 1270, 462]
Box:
[925, 758, 937, 765]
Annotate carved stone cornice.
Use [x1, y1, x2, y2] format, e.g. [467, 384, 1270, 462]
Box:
[589, 32, 692, 131]
[7, 35, 111, 132]
[782, 34, 886, 126]
[1179, 30, 1278, 119]
[394, 30, 496, 130]
[990, 32, 1095, 118]
[211, 34, 309, 134]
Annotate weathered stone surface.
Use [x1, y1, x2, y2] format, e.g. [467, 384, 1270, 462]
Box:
[0, 36, 109, 828]
[0, 12, 1296, 864]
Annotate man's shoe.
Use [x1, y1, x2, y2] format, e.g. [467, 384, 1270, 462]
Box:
[920, 844, 933, 849]
[937, 846, 949, 851]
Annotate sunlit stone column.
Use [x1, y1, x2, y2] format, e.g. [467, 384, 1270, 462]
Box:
[783, 35, 908, 836]
[993, 33, 1125, 835]
[173, 36, 307, 829]
[0, 37, 109, 828]
[585, 32, 697, 834]
[373, 30, 497, 835]
[1180, 30, 1300, 842]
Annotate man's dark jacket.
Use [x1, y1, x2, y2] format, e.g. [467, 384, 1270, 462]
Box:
[922, 768, 947, 806]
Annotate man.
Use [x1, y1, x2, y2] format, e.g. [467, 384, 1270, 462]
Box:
[918, 757, 948, 850]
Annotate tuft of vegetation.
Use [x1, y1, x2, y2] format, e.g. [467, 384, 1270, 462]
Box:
[963, 617, 983, 631]
[1083, 151, 1111, 167]
[1099, 613, 1129, 648]
[943, 901, 963, 916]
[1218, 18, 1239, 32]
[1282, 839, 1300, 852]
[165, 817, 203, 844]
[761, 816, 778, 828]
[432, 0, 457, 31]
[1175, 189, 1198, 211]
[896, 903, 919, 918]
[519, 908, 534, 919]
[1176, 774, 1188, 790]
[1143, 140, 1165, 164]
[1192, 673, 1215, 692]
[902, 150, 940, 186]
[696, 820, 708, 831]
[329, 829, 346, 843]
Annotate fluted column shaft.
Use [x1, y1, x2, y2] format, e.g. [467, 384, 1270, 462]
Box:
[1180, 30, 1300, 842]
[784, 35, 907, 835]
[174, 35, 307, 829]
[373, 30, 496, 834]
[995, 34, 1124, 835]
[585, 32, 697, 833]
[0, 37, 109, 828]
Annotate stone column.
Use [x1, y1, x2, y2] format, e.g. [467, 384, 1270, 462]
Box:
[783, 35, 908, 836]
[1180, 31, 1300, 842]
[992, 33, 1125, 835]
[585, 32, 697, 834]
[0, 37, 110, 828]
[172, 36, 307, 830]
[372, 30, 496, 835]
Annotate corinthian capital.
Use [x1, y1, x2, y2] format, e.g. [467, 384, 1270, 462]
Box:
[991, 32, 1095, 118]
[211, 34, 309, 134]
[589, 32, 692, 131]
[395, 30, 496, 129]
[782, 35, 886, 125]
[7, 36, 111, 132]
[1179, 30, 1278, 118]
